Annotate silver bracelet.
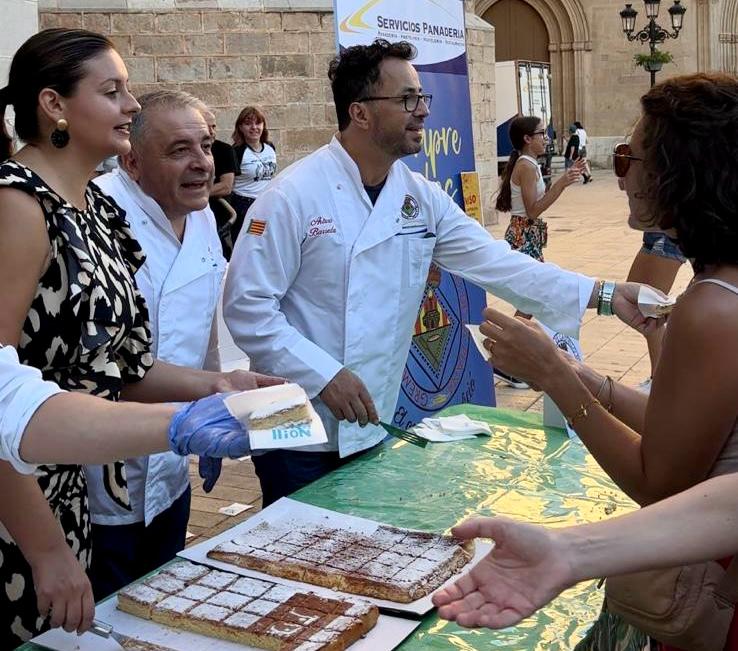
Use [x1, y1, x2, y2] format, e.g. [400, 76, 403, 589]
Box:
[597, 281, 617, 316]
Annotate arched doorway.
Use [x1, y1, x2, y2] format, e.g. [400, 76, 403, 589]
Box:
[483, 0, 549, 63]
[476, 0, 591, 141]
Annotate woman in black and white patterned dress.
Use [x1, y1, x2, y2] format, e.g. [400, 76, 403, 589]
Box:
[0, 29, 272, 647]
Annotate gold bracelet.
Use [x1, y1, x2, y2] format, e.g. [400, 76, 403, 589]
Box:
[605, 376, 615, 413]
[566, 398, 601, 428]
[594, 375, 615, 413]
[594, 376, 608, 402]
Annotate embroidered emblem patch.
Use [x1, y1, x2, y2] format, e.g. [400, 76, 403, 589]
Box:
[246, 219, 267, 236]
[401, 194, 420, 221]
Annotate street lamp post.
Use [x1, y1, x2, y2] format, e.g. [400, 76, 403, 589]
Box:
[619, 0, 687, 87]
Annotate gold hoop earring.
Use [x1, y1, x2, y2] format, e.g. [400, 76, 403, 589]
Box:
[51, 118, 70, 149]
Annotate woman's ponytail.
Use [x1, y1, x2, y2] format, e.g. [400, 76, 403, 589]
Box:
[495, 149, 519, 213]
[495, 115, 542, 213]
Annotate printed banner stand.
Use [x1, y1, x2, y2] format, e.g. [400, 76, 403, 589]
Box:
[334, 0, 495, 431]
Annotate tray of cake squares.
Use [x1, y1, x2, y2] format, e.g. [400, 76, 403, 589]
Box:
[31, 384, 486, 651]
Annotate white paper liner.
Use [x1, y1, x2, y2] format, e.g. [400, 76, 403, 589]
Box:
[410, 415, 492, 443]
[224, 385, 328, 450]
[465, 324, 490, 360]
[638, 285, 676, 318]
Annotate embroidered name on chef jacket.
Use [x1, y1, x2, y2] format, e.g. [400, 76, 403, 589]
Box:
[306, 216, 337, 239]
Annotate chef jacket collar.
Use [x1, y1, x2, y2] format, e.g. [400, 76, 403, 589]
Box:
[329, 134, 403, 211]
[114, 168, 186, 246]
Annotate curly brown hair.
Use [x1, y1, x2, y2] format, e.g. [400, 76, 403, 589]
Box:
[639, 73, 738, 272]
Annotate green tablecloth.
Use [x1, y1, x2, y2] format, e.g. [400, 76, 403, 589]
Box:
[20, 405, 636, 651]
[292, 405, 636, 650]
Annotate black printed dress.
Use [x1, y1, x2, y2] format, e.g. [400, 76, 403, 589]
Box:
[0, 161, 154, 646]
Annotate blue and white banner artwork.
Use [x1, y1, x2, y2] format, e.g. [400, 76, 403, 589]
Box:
[333, 0, 495, 431]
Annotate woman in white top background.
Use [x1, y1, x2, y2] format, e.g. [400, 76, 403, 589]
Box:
[493, 116, 584, 388]
[496, 116, 584, 264]
[230, 105, 277, 241]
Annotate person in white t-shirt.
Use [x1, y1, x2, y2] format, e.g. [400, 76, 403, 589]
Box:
[574, 121, 592, 183]
[230, 106, 277, 241]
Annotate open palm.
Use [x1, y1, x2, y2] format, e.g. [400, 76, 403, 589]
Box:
[432, 517, 575, 629]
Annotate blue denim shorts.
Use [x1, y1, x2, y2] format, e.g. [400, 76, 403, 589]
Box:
[641, 231, 686, 263]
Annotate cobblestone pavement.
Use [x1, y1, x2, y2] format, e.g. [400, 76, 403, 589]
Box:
[186, 171, 694, 545]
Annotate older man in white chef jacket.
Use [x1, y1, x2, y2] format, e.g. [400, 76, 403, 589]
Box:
[91, 90, 280, 599]
[223, 40, 653, 506]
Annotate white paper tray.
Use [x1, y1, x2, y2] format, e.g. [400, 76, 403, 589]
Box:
[31, 593, 419, 651]
[178, 497, 490, 617]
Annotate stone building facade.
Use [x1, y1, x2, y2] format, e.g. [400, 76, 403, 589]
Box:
[35, 0, 497, 221]
[475, 0, 738, 161]
[5, 0, 737, 220]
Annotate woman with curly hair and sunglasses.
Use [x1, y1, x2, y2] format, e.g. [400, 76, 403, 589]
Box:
[445, 72, 738, 651]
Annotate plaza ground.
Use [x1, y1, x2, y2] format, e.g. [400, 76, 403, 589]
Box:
[185, 170, 694, 545]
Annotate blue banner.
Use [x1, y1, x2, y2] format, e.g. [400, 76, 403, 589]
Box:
[334, 0, 495, 430]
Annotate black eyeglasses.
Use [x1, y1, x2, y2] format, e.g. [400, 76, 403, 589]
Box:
[357, 93, 433, 113]
[532, 129, 546, 136]
[613, 142, 644, 178]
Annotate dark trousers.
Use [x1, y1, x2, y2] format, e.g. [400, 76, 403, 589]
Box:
[89, 486, 191, 600]
[229, 193, 256, 245]
[252, 450, 355, 507]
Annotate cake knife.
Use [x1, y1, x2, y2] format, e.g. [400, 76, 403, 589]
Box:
[89, 619, 127, 649]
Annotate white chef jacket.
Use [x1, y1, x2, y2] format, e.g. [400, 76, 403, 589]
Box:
[224, 135, 595, 457]
[89, 169, 226, 526]
[0, 344, 63, 474]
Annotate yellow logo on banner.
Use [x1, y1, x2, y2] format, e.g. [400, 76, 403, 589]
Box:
[460, 171, 484, 223]
[339, 0, 454, 34]
[339, 0, 383, 33]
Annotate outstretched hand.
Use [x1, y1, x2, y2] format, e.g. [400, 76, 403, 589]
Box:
[432, 517, 575, 629]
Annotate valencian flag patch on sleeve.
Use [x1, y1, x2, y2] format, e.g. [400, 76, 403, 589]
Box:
[246, 219, 267, 236]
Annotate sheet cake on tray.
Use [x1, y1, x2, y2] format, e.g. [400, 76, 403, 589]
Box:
[117, 559, 378, 651]
[207, 521, 474, 603]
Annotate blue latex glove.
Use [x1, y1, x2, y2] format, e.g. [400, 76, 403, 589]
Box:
[168, 393, 250, 458]
[198, 456, 222, 494]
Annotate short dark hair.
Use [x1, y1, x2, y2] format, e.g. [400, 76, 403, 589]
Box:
[638, 73, 738, 272]
[0, 28, 114, 160]
[328, 39, 417, 131]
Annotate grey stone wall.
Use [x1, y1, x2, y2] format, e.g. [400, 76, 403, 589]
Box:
[38, 1, 499, 223]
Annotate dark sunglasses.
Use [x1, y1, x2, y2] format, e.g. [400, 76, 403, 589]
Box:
[613, 142, 643, 178]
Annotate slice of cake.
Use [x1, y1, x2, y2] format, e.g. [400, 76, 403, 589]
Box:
[117, 561, 378, 650]
[208, 521, 474, 603]
[119, 637, 177, 651]
[224, 383, 312, 431]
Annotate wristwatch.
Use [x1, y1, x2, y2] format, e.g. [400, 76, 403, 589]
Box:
[597, 281, 617, 316]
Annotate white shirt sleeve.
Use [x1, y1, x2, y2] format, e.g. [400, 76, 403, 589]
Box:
[223, 189, 343, 397]
[0, 345, 64, 474]
[432, 192, 595, 337]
